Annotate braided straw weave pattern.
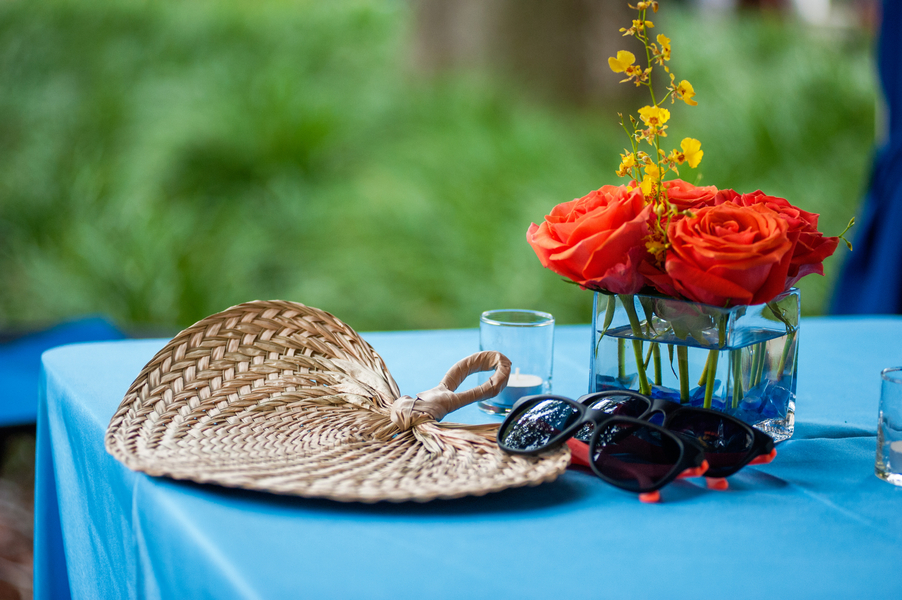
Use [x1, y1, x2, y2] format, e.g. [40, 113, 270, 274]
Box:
[105, 300, 569, 502]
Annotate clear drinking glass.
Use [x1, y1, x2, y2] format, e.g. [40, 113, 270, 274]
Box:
[876, 367, 902, 486]
[477, 310, 554, 415]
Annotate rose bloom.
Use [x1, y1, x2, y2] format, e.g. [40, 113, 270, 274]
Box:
[663, 179, 718, 211]
[665, 202, 797, 306]
[638, 261, 680, 298]
[633, 180, 719, 296]
[527, 185, 652, 294]
[717, 190, 839, 288]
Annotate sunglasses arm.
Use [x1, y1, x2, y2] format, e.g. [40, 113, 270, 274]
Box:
[748, 448, 777, 465]
[706, 477, 729, 490]
[676, 460, 708, 479]
[565, 438, 592, 468]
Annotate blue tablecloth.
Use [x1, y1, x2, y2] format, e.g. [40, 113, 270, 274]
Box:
[0, 317, 124, 427]
[35, 318, 902, 599]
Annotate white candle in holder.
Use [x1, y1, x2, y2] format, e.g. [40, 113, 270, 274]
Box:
[889, 440, 902, 471]
[498, 368, 544, 407]
[477, 309, 554, 415]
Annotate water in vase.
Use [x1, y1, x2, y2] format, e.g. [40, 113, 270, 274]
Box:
[590, 290, 800, 442]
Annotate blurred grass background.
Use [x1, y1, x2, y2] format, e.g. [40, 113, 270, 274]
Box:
[0, 0, 877, 334]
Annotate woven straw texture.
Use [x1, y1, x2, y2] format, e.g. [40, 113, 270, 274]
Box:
[105, 300, 569, 502]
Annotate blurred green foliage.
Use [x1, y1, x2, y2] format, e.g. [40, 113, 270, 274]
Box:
[0, 0, 876, 333]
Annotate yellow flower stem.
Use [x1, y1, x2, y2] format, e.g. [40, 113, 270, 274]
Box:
[619, 116, 638, 152]
[619, 295, 651, 395]
[640, 9, 658, 107]
[618, 115, 642, 183]
[654, 133, 663, 204]
[636, 8, 665, 205]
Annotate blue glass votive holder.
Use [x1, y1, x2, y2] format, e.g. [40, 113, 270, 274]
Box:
[477, 309, 554, 415]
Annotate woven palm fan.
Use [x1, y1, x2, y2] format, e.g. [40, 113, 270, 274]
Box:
[105, 300, 569, 502]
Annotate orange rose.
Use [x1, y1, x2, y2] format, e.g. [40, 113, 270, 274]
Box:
[638, 261, 680, 297]
[634, 180, 718, 296]
[721, 190, 839, 288]
[665, 202, 797, 306]
[663, 179, 718, 211]
[527, 185, 652, 294]
[713, 188, 740, 205]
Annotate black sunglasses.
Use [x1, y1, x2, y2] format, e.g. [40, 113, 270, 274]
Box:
[497, 393, 709, 499]
[498, 390, 776, 498]
[574, 390, 776, 480]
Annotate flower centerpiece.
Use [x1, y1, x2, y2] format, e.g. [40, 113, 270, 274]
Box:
[526, 1, 852, 441]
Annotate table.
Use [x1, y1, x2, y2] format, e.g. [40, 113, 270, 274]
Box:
[35, 317, 902, 599]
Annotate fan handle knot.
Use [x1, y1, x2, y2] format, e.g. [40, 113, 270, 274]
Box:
[389, 351, 512, 430]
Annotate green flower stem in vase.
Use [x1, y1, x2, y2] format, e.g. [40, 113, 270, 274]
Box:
[618, 295, 652, 396]
[701, 316, 727, 409]
[731, 349, 744, 408]
[702, 349, 718, 409]
[750, 341, 768, 389]
[652, 343, 662, 386]
[617, 338, 627, 381]
[677, 345, 690, 403]
[776, 329, 796, 380]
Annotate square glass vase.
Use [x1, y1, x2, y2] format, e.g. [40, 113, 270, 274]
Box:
[590, 288, 800, 442]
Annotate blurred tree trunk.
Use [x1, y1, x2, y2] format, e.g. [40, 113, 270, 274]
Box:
[410, 0, 635, 104]
[738, 0, 788, 9]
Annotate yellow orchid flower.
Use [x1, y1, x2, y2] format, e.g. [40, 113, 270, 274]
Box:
[657, 34, 671, 61]
[617, 151, 637, 177]
[675, 80, 698, 106]
[638, 105, 670, 128]
[610, 2, 702, 202]
[644, 162, 662, 179]
[639, 162, 663, 196]
[681, 138, 703, 168]
[621, 152, 637, 169]
[608, 50, 636, 74]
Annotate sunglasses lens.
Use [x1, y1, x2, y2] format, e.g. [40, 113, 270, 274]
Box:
[666, 410, 753, 472]
[499, 398, 581, 452]
[585, 394, 648, 417]
[591, 422, 682, 492]
[574, 394, 649, 442]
